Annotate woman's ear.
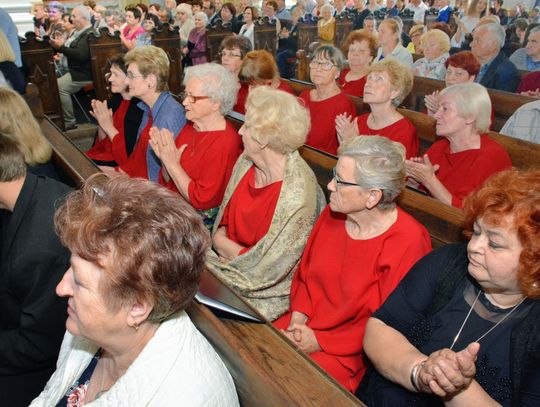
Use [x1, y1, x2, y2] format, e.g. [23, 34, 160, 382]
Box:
[127, 299, 153, 329]
[366, 189, 383, 209]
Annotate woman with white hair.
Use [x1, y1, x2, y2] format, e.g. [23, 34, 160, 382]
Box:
[406, 83, 511, 208]
[317, 4, 336, 44]
[207, 86, 326, 320]
[150, 63, 242, 228]
[183, 11, 208, 66]
[176, 3, 195, 48]
[412, 29, 451, 80]
[274, 135, 431, 392]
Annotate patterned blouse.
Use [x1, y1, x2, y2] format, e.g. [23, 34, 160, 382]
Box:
[56, 351, 101, 407]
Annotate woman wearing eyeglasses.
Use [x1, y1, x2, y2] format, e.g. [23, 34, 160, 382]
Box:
[274, 135, 431, 392]
[86, 54, 144, 167]
[233, 50, 295, 115]
[150, 63, 242, 229]
[335, 59, 419, 159]
[219, 35, 252, 77]
[299, 45, 356, 155]
[207, 86, 325, 320]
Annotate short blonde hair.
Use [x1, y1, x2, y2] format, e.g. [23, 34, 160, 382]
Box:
[368, 59, 413, 107]
[338, 135, 406, 209]
[440, 83, 492, 134]
[421, 29, 451, 54]
[409, 24, 426, 38]
[124, 45, 170, 92]
[0, 31, 15, 63]
[176, 3, 193, 18]
[0, 87, 52, 165]
[245, 86, 310, 155]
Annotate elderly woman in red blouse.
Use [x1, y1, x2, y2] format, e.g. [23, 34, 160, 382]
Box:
[406, 83, 512, 208]
[335, 58, 419, 159]
[338, 29, 378, 97]
[149, 63, 242, 228]
[207, 86, 325, 321]
[300, 45, 357, 155]
[274, 135, 431, 391]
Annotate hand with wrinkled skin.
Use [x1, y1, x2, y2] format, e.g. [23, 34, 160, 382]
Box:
[335, 113, 359, 145]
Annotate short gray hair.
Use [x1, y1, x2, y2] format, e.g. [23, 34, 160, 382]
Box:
[440, 82, 492, 134]
[480, 23, 505, 48]
[320, 4, 334, 14]
[312, 45, 345, 73]
[193, 11, 208, 24]
[338, 136, 406, 209]
[183, 63, 240, 115]
[176, 3, 193, 18]
[73, 5, 92, 21]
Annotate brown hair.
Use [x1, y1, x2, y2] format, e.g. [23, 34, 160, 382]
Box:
[219, 35, 253, 58]
[55, 174, 211, 321]
[342, 29, 378, 58]
[0, 134, 26, 182]
[463, 169, 540, 298]
[240, 49, 279, 84]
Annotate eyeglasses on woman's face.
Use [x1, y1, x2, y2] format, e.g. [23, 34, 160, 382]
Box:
[219, 50, 242, 58]
[180, 92, 211, 104]
[332, 167, 362, 187]
[309, 59, 337, 71]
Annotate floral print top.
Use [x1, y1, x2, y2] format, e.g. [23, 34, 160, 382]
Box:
[56, 350, 101, 407]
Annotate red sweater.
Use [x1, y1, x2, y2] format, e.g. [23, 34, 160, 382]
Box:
[424, 134, 512, 208]
[160, 122, 242, 210]
[299, 90, 357, 155]
[356, 113, 419, 159]
[220, 166, 282, 255]
[338, 69, 367, 97]
[274, 206, 431, 391]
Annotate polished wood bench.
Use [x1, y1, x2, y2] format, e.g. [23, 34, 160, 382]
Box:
[38, 114, 362, 407]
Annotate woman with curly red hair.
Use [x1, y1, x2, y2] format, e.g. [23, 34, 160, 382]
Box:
[357, 168, 540, 406]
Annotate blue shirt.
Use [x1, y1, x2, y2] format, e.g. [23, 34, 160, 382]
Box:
[527, 55, 540, 72]
[137, 92, 186, 181]
[0, 8, 22, 67]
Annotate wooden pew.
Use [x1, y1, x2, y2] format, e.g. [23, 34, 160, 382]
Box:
[253, 17, 278, 56]
[335, 14, 354, 49]
[151, 23, 183, 96]
[88, 28, 122, 101]
[404, 76, 537, 132]
[295, 15, 319, 81]
[20, 32, 64, 130]
[206, 22, 233, 63]
[38, 114, 362, 407]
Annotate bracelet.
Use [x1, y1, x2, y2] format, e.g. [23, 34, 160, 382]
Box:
[410, 361, 426, 393]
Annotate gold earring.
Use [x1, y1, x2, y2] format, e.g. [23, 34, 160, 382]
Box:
[133, 322, 139, 331]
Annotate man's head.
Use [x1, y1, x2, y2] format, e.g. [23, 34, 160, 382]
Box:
[202, 0, 215, 17]
[526, 27, 540, 61]
[471, 23, 505, 63]
[71, 5, 92, 31]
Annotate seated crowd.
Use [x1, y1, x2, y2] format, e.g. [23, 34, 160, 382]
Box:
[1, 0, 540, 405]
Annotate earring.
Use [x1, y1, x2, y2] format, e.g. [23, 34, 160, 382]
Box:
[133, 322, 139, 331]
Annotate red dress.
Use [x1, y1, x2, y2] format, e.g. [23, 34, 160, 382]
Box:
[424, 134, 512, 208]
[356, 113, 419, 159]
[219, 166, 283, 255]
[299, 90, 357, 155]
[159, 122, 242, 210]
[233, 81, 295, 115]
[338, 69, 367, 97]
[274, 206, 431, 392]
[86, 99, 130, 164]
[116, 115, 153, 179]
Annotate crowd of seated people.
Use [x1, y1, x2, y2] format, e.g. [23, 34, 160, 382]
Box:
[3, 0, 540, 405]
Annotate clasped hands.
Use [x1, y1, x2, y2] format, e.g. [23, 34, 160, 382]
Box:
[148, 127, 187, 169]
[281, 311, 321, 354]
[415, 342, 479, 398]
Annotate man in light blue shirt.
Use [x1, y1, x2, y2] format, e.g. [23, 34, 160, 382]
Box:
[276, 0, 292, 20]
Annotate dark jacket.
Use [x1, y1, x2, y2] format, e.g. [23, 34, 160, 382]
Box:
[480, 50, 521, 93]
[58, 25, 94, 81]
[0, 173, 71, 407]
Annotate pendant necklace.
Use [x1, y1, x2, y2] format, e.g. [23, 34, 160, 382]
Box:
[449, 289, 527, 351]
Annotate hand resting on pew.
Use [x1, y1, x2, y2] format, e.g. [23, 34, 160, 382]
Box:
[281, 311, 322, 354]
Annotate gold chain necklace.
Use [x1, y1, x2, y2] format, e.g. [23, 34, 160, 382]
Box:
[449, 290, 527, 351]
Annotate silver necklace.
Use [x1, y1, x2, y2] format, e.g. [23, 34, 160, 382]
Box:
[449, 290, 527, 351]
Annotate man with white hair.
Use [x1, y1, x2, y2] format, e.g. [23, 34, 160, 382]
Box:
[471, 22, 520, 92]
[510, 26, 540, 71]
[50, 5, 94, 130]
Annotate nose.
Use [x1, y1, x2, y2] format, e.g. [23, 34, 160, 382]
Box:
[327, 177, 337, 192]
[56, 268, 73, 298]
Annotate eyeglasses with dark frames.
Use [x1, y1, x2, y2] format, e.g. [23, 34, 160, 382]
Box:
[332, 167, 362, 188]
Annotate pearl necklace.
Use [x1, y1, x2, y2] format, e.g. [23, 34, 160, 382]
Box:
[449, 289, 527, 351]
